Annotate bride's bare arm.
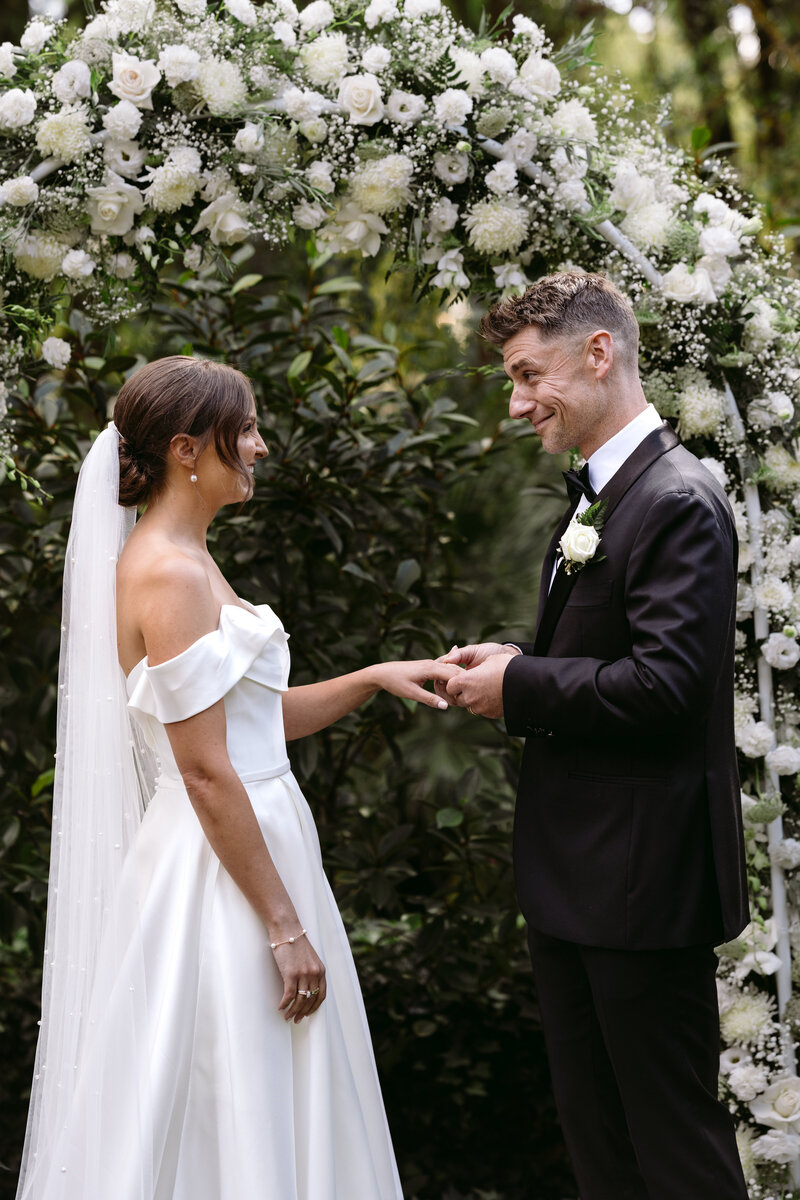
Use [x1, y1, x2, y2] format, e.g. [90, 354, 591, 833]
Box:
[281, 659, 461, 742]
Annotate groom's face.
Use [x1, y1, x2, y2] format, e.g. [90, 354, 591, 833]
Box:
[503, 325, 607, 458]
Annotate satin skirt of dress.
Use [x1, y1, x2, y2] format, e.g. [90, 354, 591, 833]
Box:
[25, 772, 403, 1200]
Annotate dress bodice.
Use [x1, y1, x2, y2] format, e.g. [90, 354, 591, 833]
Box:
[125, 602, 291, 784]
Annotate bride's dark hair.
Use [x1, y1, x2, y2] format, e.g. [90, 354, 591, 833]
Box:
[114, 356, 255, 508]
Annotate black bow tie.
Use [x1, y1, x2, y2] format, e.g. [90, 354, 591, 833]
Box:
[563, 464, 596, 505]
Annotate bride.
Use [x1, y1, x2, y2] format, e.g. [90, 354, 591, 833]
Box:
[17, 355, 459, 1200]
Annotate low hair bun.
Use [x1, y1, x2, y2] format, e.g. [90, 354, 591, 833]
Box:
[117, 436, 158, 508]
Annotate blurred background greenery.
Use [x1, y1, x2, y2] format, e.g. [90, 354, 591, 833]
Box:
[1, 3, 797, 1200]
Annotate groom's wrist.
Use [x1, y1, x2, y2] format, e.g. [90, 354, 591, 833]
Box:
[503, 643, 523, 656]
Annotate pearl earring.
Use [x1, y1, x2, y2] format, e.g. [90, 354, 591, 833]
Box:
[190, 467, 198, 483]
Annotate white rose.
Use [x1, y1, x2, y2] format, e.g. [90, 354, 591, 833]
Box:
[0, 42, 16, 78]
[104, 137, 146, 179]
[501, 128, 538, 166]
[273, 21, 297, 47]
[404, 0, 440, 15]
[385, 90, 425, 124]
[298, 118, 328, 142]
[282, 86, 326, 121]
[320, 202, 387, 257]
[480, 47, 517, 84]
[0, 175, 39, 206]
[338, 73, 384, 125]
[226, 0, 257, 24]
[698, 224, 740, 259]
[299, 32, 349, 87]
[192, 191, 249, 245]
[661, 263, 717, 305]
[298, 0, 334, 32]
[305, 159, 335, 193]
[20, 20, 54, 54]
[111, 251, 137, 279]
[427, 196, 459, 233]
[434, 151, 468, 186]
[109, 52, 161, 108]
[0, 87, 36, 129]
[293, 199, 326, 228]
[61, 248, 95, 279]
[518, 53, 560, 99]
[750, 1078, 800, 1132]
[560, 519, 600, 566]
[86, 170, 145, 235]
[103, 100, 142, 139]
[361, 45, 391, 73]
[766, 744, 800, 776]
[364, 0, 397, 26]
[41, 336, 71, 369]
[433, 87, 473, 126]
[157, 44, 201, 87]
[234, 121, 264, 156]
[486, 160, 517, 195]
[52, 60, 92, 104]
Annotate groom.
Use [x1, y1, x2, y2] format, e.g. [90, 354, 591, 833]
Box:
[442, 272, 750, 1199]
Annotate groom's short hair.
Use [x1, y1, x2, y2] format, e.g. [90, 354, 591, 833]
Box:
[480, 271, 639, 365]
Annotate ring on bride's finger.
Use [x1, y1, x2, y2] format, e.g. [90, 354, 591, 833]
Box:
[297, 989, 312, 998]
[310, 987, 320, 996]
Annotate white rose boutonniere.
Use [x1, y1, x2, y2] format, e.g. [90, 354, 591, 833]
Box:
[559, 498, 608, 576]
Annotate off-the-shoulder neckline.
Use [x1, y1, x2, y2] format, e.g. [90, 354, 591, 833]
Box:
[123, 600, 276, 684]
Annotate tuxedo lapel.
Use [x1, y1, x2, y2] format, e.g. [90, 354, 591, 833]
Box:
[537, 502, 578, 626]
[533, 422, 680, 656]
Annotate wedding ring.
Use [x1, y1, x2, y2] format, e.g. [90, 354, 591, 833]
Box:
[467, 706, 476, 716]
[310, 988, 320, 996]
[297, 989, 312, 998]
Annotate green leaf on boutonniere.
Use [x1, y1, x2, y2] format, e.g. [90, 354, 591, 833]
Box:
[576, 497, 609, 531]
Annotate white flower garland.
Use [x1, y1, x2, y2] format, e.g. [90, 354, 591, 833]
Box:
[1, 1, 800, 1191]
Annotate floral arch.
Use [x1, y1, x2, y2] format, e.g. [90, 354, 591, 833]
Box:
[1, 0, 800, 1190]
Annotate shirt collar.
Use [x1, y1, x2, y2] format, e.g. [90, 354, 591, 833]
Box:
[586, 404, 663, 496]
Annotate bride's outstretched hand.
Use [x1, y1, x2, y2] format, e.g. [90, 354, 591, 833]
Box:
[370, 659, 462, 709]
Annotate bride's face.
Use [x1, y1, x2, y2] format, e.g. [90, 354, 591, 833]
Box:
[196, 400, 269, 504]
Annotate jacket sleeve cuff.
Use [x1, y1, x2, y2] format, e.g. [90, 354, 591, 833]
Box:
[503, 652, 542, 738]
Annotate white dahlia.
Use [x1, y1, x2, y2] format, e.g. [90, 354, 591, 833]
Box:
[464, 196, 528, 255]
[677, 378, 725, 436]
[350, 153, 413, 213]
[196, 59, 247, 115]
[719, 988, 776, 1044]
[620, 201, 673, 250]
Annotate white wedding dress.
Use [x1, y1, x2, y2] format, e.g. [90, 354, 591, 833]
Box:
[25, 600, 403, 1200]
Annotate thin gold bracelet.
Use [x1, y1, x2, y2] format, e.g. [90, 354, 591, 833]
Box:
[270, 928, 307, 950]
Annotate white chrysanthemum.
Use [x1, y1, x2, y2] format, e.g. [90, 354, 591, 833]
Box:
[677, 378, 725, 437]
[699, 224, 740, 259]
[743, 297, 780, 353]
[361, 45, 390, 73]
[485, 160, 517, 195]
[720, 1046, 750, 1075]
[35, 108, 91, 163]
[21, 20, 54, 53]
[770, 837, 800, 870]
[431, 248, 469, 291]
[350, 153, 414, 213]
[299, 33, 349, 86]
[728, 1063, 769, 1101]
[551, 98, 597, 144]
[192, 191, 249, 245]
[0, 87, 36, 128]
[103, 100, 142, 139]
[449, 47, 484, 96]
[385, 90, 425, 124]
[111, 251, 137, 279]
[736, 720, 775, 759]
[762, 633, 800, 670]
[752, 1129, 800, 1165]
[305, 159, 334, 192]
[661, 262, 716, 305]
[404, 0, 440, 16]
[480, 47, 517, 84]
[0, 42, 16, 78]
[502, 128, 538, 166]
[493, 262, 530, 295]
[755, 576, 793, 614]
[273, 21, 296, 47]
[433, 151, 468, 186]
[517, 53, 560, 99]
[196, 59, 247, 115]
[750, 1077, 800, 1132]
[52, 60, 92, 104]
[766, 743, 800, 776]
[319, 202, 387, 257]
[364, 0, 397, 27]
[61, 249, 95, 279]
[464, 196, 529, 255]
[87, 169, 145, 234]
[14, 232, 68, 280]
[433, 87, 473, 125]
[720, 988, 776, 1044]
[298, 0, 334, 32]
[41, 336, 71, 369]
[426, 196, 458, 233]
[104, 138, 146, 179]
[144, 147, 202, 212]
[620, 202, 672, 250]
[0, 175, 38, 206]
[157, 44, 200, 87]
[764, 443, 800, 492]
[226, 0, 257, 24]
[698, 457, 728, 490]
[109, 52, 161, 108]
[293, 199, 326, 228]
[106, 0, 155, 34]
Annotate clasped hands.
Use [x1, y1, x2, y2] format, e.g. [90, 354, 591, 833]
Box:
[371, 643, 519, 719]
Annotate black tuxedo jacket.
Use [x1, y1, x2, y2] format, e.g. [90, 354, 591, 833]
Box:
[503, 422, 749, 949]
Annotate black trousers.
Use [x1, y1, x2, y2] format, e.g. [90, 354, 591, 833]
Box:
[527, 928, 749, 1200]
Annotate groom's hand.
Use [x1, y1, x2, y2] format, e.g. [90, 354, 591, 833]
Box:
[444, 652, 516, 719]
[433, 642, 522, 711]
